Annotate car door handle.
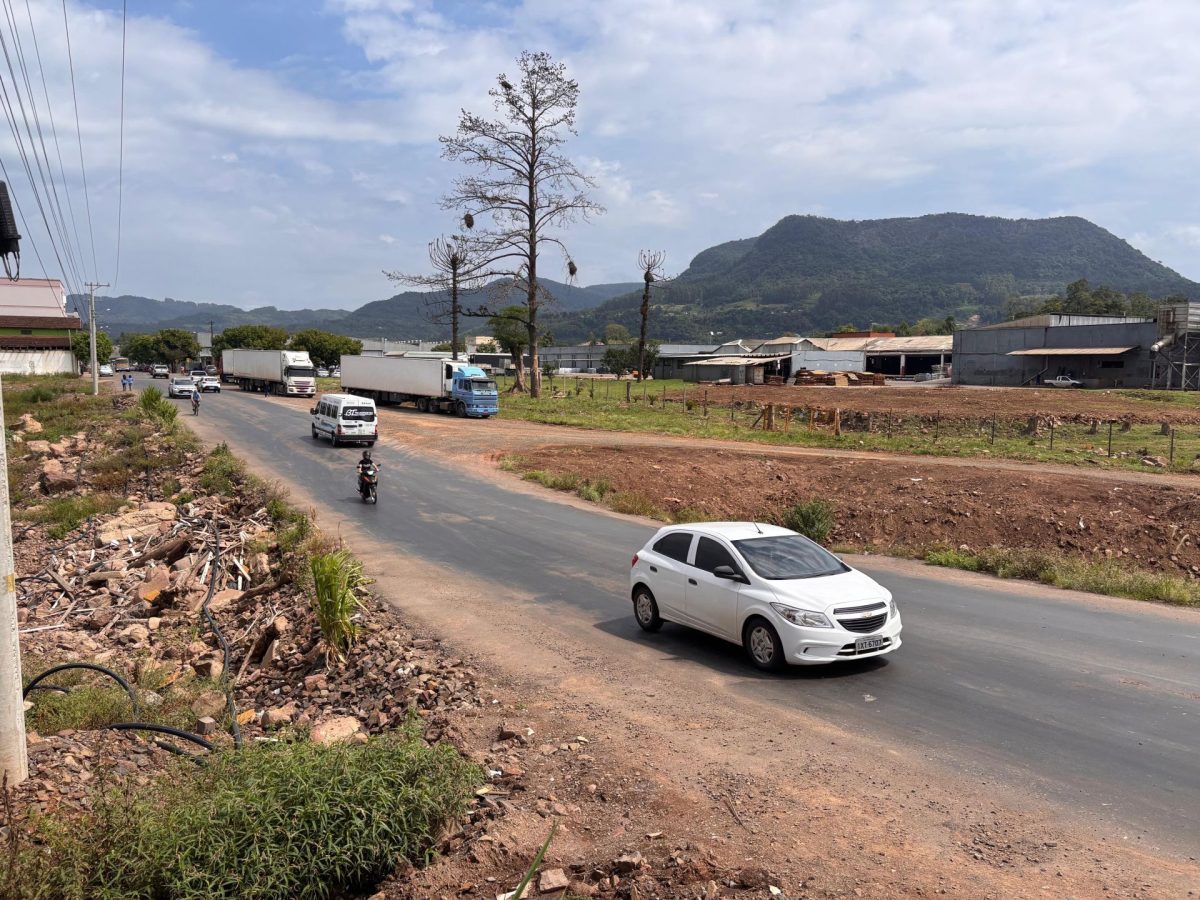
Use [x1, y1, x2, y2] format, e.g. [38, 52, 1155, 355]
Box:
[649, 565, 658, 573]
[688, 578, 697, 585]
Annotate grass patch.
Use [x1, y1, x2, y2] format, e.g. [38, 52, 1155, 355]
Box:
[3, 726, 480, 900]
[780, 499, 834, 543]
[199, 442, 245, 496]
[310, 548, 370, 662]
[14, 494, 124, 539]
[925, 547, 1200, 607]
[608, 491, 667, 519]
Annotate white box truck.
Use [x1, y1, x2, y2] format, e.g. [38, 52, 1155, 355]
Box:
[221, 349, 317, 397]
[340, 355, 499, 418]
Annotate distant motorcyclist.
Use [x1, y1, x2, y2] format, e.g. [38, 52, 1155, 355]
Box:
[190, 386, 201, 415]
[356, 450, 378, 497]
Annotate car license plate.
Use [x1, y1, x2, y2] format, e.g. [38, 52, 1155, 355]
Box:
[856, 636, 884, 653]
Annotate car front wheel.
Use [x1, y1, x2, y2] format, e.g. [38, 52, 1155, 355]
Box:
[744, 618, 784, 671]
[633, 587, 663, 632]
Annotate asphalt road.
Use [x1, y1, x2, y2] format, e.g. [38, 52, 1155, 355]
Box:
[170, 380, 1199, 853]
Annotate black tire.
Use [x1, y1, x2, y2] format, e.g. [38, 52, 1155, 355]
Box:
[311, 425, 319, 440]
[743, 617, 785, 671]
[456, 401, 467, 418]
[331, 434, 340, 448]
[367, 441, 376, 447]
[632, 587, 663, 632]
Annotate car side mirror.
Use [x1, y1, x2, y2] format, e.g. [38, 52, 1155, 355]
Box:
[309, 407, 317, 415]
[713, 565, 746, 583]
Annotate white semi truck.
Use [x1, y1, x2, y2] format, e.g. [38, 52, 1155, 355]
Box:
[221, 349, 317, 397]
[339, 355, 499, 418]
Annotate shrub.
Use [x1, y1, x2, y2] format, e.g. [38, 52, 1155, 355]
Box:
[3, 728, 481, 900]
[310, 548, 370, 662]
[781, 499, 834, 543]
[576, 478, 611, 503]
[137, 386, 178, 427]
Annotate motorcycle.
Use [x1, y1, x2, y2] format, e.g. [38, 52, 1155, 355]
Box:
[358, 463, 378, 504]
[191, 395, 200, 416]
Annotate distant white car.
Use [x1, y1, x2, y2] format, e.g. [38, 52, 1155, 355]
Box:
[629, 522, 901, 670]
[168, 376, 195, 399]
[199, 375, 221, 393]
[1046, 375, 1083, 388]
[316, 367, 330, 378]
[98, 363, 114, 377]
[150, 364, 169, 378]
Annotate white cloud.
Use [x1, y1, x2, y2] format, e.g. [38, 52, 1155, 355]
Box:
[6, 0, 1199, 313]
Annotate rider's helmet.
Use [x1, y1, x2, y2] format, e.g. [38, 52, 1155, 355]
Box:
[361, 449, 372, 462]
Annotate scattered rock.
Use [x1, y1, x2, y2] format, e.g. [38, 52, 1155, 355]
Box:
[96, 502, 178, 546]
[614, 851, 643, 874]
[538, 868, 570, 893]
[309, 715, 362, 745]
[195, 716, 218, 735]
[16, 413, 42, 433]
[262, 703, 297, 728]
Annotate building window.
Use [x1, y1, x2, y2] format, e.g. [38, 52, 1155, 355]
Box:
[1100, 360, 1125, 369]
[19, 329, 31, 335]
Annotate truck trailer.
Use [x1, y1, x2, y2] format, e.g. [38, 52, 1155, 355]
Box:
[221, 349, 316, 397]
[339, 355, 499, 418]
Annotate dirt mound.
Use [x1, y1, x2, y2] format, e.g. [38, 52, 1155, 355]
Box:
[512, 446, 1200, 574]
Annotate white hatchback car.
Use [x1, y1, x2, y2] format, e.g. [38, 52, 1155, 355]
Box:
[630, 522, 901, 670]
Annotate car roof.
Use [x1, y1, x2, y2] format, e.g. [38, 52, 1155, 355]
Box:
[653, 521, 795, 541]
[318, 393, 374, 404]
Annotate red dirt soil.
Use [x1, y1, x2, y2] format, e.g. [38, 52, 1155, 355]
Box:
[512, 445, 1200, 574]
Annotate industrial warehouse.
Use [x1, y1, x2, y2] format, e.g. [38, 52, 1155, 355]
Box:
[952, 300, 1200, 389]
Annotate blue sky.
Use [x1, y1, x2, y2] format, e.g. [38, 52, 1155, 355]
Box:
[6, 0, 1200, 309]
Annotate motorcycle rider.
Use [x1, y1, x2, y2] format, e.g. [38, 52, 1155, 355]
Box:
[356, 449, 377, 496]
[190, 385, 201, 414]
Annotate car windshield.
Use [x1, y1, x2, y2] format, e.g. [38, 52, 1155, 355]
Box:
[341, 406, 376, 422]
[732, 535, 848, 580]
[470, 379, 497, 393]
[171, 378, 191, 386]
[286, 366, 316, 378]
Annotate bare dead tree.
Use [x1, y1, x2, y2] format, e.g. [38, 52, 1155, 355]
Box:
[440, 50, 603, 397]
[636, 250, 669, 381]
[385, 234, 492, 360]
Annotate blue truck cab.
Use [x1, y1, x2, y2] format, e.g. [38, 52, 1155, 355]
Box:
[449, 364, 499, 418]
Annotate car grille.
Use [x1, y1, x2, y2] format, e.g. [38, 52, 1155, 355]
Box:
[837, 611, 888, 633]
[833, 602, 887, 616]
[836, 637, 893, 657]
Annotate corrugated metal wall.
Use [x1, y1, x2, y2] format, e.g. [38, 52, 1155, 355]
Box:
[0, 350, 77, 375]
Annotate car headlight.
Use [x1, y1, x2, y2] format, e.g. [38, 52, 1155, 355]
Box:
[770, 603, 832, 628]
[889, 599, 898, 618]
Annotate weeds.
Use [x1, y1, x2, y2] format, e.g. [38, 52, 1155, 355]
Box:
[199, 442, 244, 496]
[608, 491, 667, 519]
[780, 499, 835, 543]
[137, 386, 178, 428]
[14, 494, 123, 539]
[2, 727, 480, 900]
[925, 547, 1200, 607]
[310, 548, 370, 662]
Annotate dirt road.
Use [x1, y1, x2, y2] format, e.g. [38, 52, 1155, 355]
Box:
[181, 381, 1199, 898]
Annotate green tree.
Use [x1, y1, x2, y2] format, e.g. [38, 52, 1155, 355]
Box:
[212, 325, 289, 355]
[121, 333, 159, 363]
[489, 306, 531, 393]
[833, 323, 857, 334]
[71, 331, 113, 366]
[430, 339, 467, 354]
[604, 323, 632, 344]
[475, 339, 498, 353]
[287, 330, 364, 368]
[157, 329, 201, 366]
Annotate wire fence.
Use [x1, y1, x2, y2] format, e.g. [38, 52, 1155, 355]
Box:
[496, 374, 1200, 472]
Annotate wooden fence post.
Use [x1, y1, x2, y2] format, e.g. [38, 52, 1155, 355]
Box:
[1107, 421, 1113, 458]
[626, 382, 631, 403]
[703, 390, 708, 417]
[833, 408, 841, 437]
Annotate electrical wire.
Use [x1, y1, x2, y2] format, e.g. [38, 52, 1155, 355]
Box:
[21, 0, 88, 283]
[60, 0, 97, 281]
[112, 0, 125, 288]
[23, 518, 244, 762]
[0, 0, 84, 293]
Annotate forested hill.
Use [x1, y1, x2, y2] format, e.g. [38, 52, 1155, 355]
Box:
[545, 213, 1200, 343]
[83, 279, 639, 341]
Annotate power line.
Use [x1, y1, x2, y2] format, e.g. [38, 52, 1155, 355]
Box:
[22, 0, 88, 282]
[60, 0, 96, 281]
[113, 0, 125, 287]
[0, 0, 84, 292]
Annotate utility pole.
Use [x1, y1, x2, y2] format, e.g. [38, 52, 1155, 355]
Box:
[0, 374, 27, 786]
[85, 282, 109, 396]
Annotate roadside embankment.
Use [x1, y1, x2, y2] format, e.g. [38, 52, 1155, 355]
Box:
[505, 444, 1200, 606]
